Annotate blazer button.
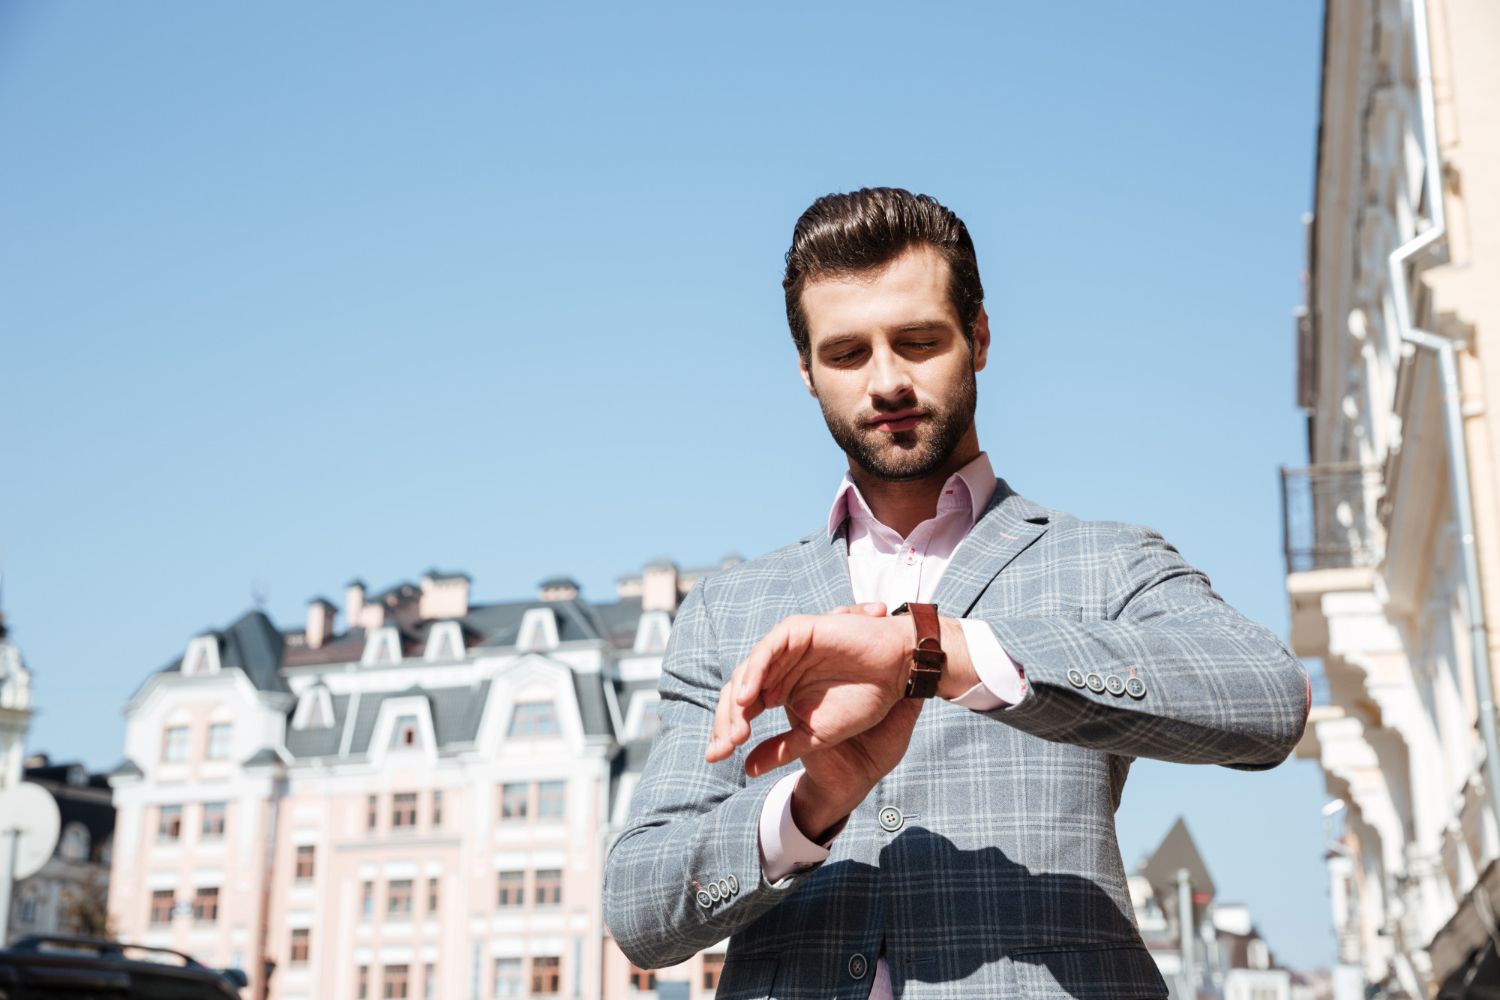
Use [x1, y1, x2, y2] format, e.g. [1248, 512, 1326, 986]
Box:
[696, 889, 712, 909]
[848, 953, 868, 980]
[878, 806, 905, 833]
[1104, 675, 1125, 697]
[716, 878, 732, 900]
[727, 874, 739, 894]
[1084, 672, 1106, 694]
[1066, 667, 1086, 688]
[708, 881, 722, 902]
[1125, 676, 1147, 699]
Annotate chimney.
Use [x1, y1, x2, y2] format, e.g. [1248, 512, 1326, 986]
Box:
[306, 597, 337, 649]
[538, 577, 580, 602]
[420, 570, 471, 620]
[346, 580, 366, 630]
[642, 560, 679, 612]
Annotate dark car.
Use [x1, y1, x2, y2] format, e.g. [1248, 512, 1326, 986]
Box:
[0, 935, 248, 999]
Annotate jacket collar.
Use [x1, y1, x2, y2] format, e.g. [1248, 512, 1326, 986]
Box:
[794, 477, 1051, 618]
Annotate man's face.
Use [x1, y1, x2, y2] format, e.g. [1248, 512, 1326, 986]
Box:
[798, 246, 989, 481]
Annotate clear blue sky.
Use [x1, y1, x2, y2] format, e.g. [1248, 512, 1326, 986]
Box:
[0, 0, 1331, 969]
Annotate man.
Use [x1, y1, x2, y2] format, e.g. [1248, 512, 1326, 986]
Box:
[603, 188, 1308, 1000]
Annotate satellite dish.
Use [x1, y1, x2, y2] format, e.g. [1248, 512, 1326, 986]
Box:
[0, 782, 61, 879]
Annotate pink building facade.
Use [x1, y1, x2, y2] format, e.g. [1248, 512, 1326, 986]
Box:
[108, 562, 737, 999]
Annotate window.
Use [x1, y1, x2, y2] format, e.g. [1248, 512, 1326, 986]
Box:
[531, 955, 561, 995]
[206, 722, 232, 760]
[158, 805, 183, 841]
[431, 790, 443, 828]
[60, 822, 91, 861]
[537, 780, 566, 820]
[18, 889, 38, 924]
[201, 802, 227, 839]
[392, 792, 418, 829]
[493, 958, 523, 997]
[508, 700, 560, 737]
[534, 868, 562, 906]
[496, 870, 525, 908]
[367, 794, 379, 832]
[499, 783, 528, 821]
[427, 877, 440, 914]
[149, 890, 175, 925]
[638, 703, 661, 740]
[702, 953, 724, 991]
[294, 844, 315, 880]
[387, 879, 413, 918]
[630, 965, 657, 992]
[192, 887, 219, 923]
[423, 963, 436, 1000]
[289, 928, 310, 964]
[383, 964, 409, 999]
[357, 965, 370, 1000]
[361, 880, 375, 919]
[162, 726, 190, 763]
[391, 714, 420, 749]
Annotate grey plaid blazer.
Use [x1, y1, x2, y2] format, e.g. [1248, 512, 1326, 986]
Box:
[604, 481, 1308, 1000]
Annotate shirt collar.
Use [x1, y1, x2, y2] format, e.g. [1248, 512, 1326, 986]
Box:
[825, 452, 997, 537]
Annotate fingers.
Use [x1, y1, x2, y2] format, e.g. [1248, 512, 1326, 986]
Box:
[744, 724, 823, 778]
[829, 602, 887, 617]
[705, 679, 736, 762]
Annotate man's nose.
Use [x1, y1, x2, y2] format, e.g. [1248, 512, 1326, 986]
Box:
[867, 346, 914, 402]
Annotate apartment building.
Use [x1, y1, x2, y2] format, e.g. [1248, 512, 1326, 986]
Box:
[107, 560, 739, 999]
[1284, 0, 1500, 995]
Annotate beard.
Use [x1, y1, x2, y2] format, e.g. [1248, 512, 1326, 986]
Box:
[818, 363, 977, 482]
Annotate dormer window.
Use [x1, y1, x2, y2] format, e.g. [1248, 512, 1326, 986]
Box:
[391, 714, 421, 749]
[292, 685, 335, 731]
[517, 608, 559, 653]
[508, 700, 560, 738]
[361, 626, 401, 667]
[183, 635, 221, 677]
[60, 822, 91, 862]
[633, 611, 672, 654]
[424, 621, 463, 663]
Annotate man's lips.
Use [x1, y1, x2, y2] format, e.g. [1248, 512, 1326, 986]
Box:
[867, 410, 925, 433]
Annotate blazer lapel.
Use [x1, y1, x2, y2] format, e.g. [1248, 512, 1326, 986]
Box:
[932, 478, 1051, 617]
[793, 522, 856, 615]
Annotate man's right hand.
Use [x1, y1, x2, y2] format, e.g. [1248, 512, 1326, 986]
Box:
[771, 604, 923, 840]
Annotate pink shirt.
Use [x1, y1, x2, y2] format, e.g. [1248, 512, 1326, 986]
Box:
[755, 452, 1027, 999]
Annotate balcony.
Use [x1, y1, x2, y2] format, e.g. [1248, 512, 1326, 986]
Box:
[1281, 464, 1386, 657]
[1280, 464, 1385, 573]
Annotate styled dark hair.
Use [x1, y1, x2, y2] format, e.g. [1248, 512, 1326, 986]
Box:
[782, 187, 984, 362]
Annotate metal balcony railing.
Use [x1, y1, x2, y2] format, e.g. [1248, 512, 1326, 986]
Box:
[1280, 464, 1385, 574]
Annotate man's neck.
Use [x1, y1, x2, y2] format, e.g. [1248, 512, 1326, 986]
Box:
[847, 437, 983, 538]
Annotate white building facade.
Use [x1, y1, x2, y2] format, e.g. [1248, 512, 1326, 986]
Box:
[1285, 0, 1500, 995]
[107, 561, 740, 1000]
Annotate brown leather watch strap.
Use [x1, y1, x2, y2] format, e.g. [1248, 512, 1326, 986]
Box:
[892, 602, 945, 698]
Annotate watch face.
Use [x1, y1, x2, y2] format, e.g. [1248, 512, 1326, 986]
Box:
[891, 602, 913, 616]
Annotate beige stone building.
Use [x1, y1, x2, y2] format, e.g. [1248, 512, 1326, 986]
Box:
[1285, 0, 1500, 996]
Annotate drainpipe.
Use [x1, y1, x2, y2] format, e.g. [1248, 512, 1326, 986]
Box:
[1385, 0, 1500, 855]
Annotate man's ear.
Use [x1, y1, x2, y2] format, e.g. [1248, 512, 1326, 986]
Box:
[799, 354, 817, 397]
[970, 304, 992, 373]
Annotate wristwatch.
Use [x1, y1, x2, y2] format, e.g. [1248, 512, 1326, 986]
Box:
[890, 602, 945, 698]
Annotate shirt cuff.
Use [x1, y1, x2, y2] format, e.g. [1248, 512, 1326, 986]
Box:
[952, 619, 1029, 711]
[758, 771, 835, 883]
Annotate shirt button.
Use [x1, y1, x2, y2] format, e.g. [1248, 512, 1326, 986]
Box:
[848, 953, 868, 980]
[878, 806, 905, 833]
